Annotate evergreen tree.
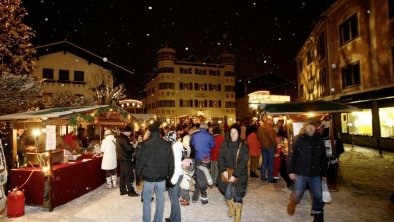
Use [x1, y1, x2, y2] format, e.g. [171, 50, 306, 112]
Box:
[0, 0, 42, 114]
[0, 0, 36, 76]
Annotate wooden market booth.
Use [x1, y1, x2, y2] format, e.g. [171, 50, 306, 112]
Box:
[259, 100, 360, 190]
[0, 105, 131, 211]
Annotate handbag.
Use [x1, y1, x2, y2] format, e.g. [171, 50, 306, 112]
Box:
[221, 142, 242, 183]
[322, 181, 332, 203]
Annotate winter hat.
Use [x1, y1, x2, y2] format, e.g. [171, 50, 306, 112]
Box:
[121, 125, 133, 132]
[104, 129, 112, 136]
[149, 121, 160, 132]
[230, 124, 241, 136]
[165, 130, 177, 143]
[303, 119, 317, 128]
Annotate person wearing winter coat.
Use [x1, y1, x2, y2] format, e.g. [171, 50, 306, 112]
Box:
[257, 116, 278, 183]
[211, 126, 225, 186]
[116, 126, 139, 196]
[164, 131, 184, 222]
[190, 122, 215, 205]
[136, 121, 174, 222]
[218, 124, 249, 222]
[287, 120, 328, 222]
[101, 129, 117, 189]
[246, 125, 261, 178]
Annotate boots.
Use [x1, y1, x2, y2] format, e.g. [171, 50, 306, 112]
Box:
[111, 175, 117, 188]
[106, 177, 112, 189]
[234, 202, 242, 222]
[313, 213, 324, 222]
[287, 198, 297, 215]
[128, 187, 139, 197]
[225, 199, 235, 217]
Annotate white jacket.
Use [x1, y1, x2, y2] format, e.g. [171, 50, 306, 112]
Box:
[100, 134, 117, 170]
[170, 140, 184, 185]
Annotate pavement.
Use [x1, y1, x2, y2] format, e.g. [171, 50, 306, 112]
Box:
[1, 144, 394, 221]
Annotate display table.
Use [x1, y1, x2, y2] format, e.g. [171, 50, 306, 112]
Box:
[10, 155, 105, 209]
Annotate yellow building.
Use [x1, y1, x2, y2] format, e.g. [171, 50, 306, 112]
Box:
[33, 41, 133, 104]
[145, 47, 236, 125]
[296, 0, 394, 151]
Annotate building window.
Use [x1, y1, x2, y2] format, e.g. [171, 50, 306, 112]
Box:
[379, 107, 394, 137]
[195, 68, 206, 75]
[180, 67, 192, 74]
[225, 101, 236, 108]
[74, 71, 84, 82]
[158, 67, 174, 73]
[319, 67, 329, 96]
[342, 63, 360, 88]
[299, 84, 304, 98]
[159, 82, 175, 90]
[43, 68, 54, 80]
[59, 69, 70, 81]
[339, 14, 359, 45]
[307, 51, 313, 65]
[342, 109, 372, 136]
[298, 60, 303, 73]
[389, 0, 394, 18]
[224, 71, 235, 77]
[317, 32, 326, 61]
[224, 85, 234, 92]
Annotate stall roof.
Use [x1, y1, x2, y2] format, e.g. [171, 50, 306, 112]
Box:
[259, 100, 360, 114]
[130, 113, 156, 122]
[0, 105, 115, 121]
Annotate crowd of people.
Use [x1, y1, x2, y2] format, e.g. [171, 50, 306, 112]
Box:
[96, 116, 333, 222]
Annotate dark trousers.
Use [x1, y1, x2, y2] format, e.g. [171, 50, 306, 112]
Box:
[119, 160, 134, 193]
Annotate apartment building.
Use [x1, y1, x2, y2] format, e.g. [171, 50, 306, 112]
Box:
[296, 0, 394, 151]
[145, 47, 236, 126]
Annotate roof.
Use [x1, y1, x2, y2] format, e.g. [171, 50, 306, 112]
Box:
[35, 41, 134, 75]
[259, 100, 360, 114]
[130, 113, 156, 123]
[0, 105, 114, 121]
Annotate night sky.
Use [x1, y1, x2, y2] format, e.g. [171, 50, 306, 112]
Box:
[22, 0, 332, 97]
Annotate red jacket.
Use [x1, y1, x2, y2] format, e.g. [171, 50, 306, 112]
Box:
[247, 132, 262, 157]
[211, 134, 224, 161]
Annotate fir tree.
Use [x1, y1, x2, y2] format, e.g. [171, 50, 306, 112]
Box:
[0, 0, 36, 76]
[0, 0, 42, 114]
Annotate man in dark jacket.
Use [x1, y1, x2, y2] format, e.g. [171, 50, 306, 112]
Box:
[136, 121, 174, 222]
[116, 126, 139, 196]
[287, 120, 328, 222]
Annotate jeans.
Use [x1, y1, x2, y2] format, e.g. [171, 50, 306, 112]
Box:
[224, 183, 243, 203]
[261, 147, 275, 181]
[291, 175, 324, 214]
[168, 175, 183, 222]
[142, 180, 166, 222]
[210, 160, 218, 185]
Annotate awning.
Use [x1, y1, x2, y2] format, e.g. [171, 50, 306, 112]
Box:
[259, 100, 360, 115]
[0, 105, 116, 121]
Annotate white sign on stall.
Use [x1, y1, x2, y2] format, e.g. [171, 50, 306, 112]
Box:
[46, 125, 57, 151]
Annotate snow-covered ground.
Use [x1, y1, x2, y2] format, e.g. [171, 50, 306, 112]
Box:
[1, 144, 394, 222]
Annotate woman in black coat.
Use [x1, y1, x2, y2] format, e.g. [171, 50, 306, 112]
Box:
[218, 124, 249, 222]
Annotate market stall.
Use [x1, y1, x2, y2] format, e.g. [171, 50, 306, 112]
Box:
[0, 105, 131, 211]
[259, 100, 360, 190]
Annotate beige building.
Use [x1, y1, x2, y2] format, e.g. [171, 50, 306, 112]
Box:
[33, 41, 133, 104]
[296, 0, 394, 151]
[145, 47, 236, 126]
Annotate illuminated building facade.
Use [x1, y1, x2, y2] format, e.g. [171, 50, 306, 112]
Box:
[33, 41, 133, 104]
[296, 0, 394, 151]
[145, 47, 236, 125]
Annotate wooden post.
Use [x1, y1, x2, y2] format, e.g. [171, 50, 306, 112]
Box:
[329, 114, 336, 155]
[47, 150, 53, 212]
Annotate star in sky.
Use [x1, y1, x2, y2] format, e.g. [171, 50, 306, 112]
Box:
[23, 0, 332, 97]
